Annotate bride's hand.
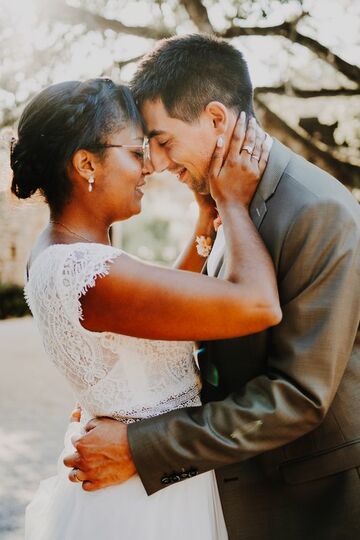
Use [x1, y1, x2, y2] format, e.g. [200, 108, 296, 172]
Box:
[69, 402, 82, 422]
[209, 113, 271, 209]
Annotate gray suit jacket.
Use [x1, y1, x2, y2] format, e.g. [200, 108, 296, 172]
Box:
[129, 140, 360, 539]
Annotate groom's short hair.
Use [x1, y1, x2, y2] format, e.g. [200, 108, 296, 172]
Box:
[131, 34, 255, 122]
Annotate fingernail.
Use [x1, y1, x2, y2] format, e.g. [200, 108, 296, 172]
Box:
[217, 136, 224, 148]
[240, 111, 246, 121]
[250, 117, 256, 125]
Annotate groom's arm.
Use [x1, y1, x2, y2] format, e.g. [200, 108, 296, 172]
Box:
[128, 196, 360, 495]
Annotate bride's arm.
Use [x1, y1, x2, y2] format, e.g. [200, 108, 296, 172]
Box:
[80, 116, 280, 341]
[173, 195, 217, 273]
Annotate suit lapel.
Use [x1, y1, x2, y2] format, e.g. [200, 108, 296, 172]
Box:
[249, 192, 267, 229]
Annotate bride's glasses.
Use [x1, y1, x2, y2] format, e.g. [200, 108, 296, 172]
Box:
[93, 138, 151, 164]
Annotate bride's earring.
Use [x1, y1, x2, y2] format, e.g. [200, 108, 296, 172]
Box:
[88, 174, 95, 193]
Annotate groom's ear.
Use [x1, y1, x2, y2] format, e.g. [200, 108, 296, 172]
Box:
[204, 101, 229, 134]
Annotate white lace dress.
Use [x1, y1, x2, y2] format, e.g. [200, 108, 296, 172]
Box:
[24, 243, 228, 540]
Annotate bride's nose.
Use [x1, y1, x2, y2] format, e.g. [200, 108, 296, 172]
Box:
[142, 155, 154, 175]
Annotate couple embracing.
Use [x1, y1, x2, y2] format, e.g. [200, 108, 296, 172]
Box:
[11, 35, 360, 539]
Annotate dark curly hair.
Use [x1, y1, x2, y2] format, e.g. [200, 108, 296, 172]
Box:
[10, 78, 142, 214]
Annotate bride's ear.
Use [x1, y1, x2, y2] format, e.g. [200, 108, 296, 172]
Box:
[71, 149, 96, 182]
[204, 101, 229, 135]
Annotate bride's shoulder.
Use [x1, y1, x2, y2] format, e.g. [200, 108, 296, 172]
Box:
[29, 242, 122, 280]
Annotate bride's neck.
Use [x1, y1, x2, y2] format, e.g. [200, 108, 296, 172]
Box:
[50, 207, 111, 245]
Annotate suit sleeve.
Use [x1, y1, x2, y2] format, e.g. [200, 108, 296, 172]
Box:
[128, 197, 360, 495]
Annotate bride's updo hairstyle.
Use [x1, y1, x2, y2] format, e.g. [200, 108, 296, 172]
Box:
[10, 78, 142, 213]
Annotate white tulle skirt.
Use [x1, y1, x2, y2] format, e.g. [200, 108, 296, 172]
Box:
[25, 423, 228, 539]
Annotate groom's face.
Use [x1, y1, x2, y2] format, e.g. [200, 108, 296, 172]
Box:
[141, 99, 217, 194]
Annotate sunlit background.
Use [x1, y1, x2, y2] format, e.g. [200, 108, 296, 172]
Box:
[1, 0, 359, 275]
[0, 1, 359, 538]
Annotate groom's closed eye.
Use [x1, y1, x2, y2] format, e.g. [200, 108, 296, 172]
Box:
[157, 139, 169, 147]
[155, 136, 173, 148]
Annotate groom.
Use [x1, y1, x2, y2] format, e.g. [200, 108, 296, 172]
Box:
[65, 35, 360, 539]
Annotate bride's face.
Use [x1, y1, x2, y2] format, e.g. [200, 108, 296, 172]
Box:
[141, 99, 217, 195]
[94, 124, 151, 221]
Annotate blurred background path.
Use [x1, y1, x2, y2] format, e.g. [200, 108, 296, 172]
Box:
[0, 317, 73, 540]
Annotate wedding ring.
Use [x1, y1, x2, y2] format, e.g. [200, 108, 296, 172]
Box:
[241, 145, 253, 155]
[72, 468, 81, 482]
[251, 154, 260, 161]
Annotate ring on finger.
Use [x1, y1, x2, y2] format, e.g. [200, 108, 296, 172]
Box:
[241, 145, 253, 155]
[72, 468, 82, 483]
[251, 154, 260, 161]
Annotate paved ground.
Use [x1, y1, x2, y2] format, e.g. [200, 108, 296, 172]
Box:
[0, 317, 74, 540]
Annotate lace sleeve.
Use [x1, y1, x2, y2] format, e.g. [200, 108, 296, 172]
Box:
[58, 243, 122, 326]
[25, 242, 201, 413]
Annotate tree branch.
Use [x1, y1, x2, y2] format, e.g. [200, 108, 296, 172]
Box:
[255, 85, 360, 98]
[221, 22, 360, 84]
[116, 55, 144, 69]
[294, 32, 360, 85]
[179, 0, 213, 33]
[47, 3, 359, 84]
[255, 95, 360, 188]
[45, 2, 172, 40]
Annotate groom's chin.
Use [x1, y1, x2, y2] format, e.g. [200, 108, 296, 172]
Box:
[189, 178, 210, 195]
[197, 183, 210, 196]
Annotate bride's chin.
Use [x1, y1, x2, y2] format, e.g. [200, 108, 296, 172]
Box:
[129, 202, 143, 217]
[111, 207, 141, 223]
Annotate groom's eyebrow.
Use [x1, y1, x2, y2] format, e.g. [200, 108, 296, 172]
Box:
[147, 129, 166, 139]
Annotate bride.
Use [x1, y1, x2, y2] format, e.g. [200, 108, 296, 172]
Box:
[10, 78, 280, 539]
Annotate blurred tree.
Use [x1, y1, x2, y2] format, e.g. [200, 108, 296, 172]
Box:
[1, 0, 359, 186]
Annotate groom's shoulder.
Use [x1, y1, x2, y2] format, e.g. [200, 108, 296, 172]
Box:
[275, 141, 358, 215]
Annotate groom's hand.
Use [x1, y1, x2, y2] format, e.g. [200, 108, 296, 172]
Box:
[63, 417, 137, 491]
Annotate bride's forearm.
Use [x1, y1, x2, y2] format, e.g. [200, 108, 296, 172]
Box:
[174, 213, 216, 272]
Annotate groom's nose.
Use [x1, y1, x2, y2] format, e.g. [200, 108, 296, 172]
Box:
[149, 144, 173, 173]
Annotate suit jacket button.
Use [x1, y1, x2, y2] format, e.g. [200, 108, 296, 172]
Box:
[171, 474, 181, 482]
[161, 476, 170, 485]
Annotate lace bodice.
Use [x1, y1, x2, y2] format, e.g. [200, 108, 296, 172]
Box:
[25, 243, 201, 423]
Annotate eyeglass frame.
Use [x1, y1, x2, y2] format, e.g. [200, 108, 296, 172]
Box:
[91, 138, 151, 163]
